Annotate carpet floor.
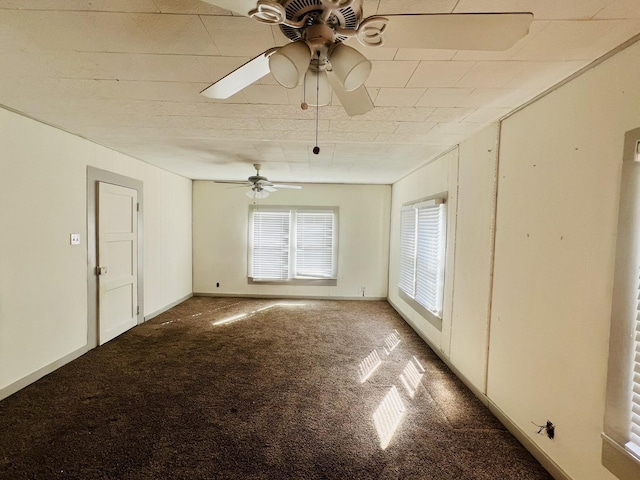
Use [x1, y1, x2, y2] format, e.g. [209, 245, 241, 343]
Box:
[0, 297, 553, 479]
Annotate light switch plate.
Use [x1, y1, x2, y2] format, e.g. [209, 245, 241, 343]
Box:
[70, 233, 81, 245]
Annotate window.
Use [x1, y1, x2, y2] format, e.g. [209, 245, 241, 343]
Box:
[602, 128, 640, 480]
[249, 206, 337, 282]
[398, 199, 446, 319]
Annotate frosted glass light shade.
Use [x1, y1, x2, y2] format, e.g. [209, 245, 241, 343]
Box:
[246, 188, 269, 199]
[269, 40, 311, 88]
[330, 44, 372, 91]
[303, 70, 331, 106]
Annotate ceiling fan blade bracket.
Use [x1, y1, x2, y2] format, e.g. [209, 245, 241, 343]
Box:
[249, 0, 286, 24]
[355, 16, 388, 47]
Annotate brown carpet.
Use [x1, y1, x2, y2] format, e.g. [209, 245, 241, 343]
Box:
[0, 297, 553, 479]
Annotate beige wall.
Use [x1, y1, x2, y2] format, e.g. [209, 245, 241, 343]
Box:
[0, 108, 192, 394]
[389, 38, 640, 480]
[193, 181, 390, 298]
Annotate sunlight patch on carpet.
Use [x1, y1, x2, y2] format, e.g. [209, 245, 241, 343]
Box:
[373, 386, 406, 450]
[359, 350, 382, 383]
[383, 330, 401, 355]
[212, 303, 306, 326]
[400, 357, 425, 398]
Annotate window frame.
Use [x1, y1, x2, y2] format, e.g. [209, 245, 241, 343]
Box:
[248, 205, 338, 285]
[398, 197, 447, 330]
[602, 127, 640, 480]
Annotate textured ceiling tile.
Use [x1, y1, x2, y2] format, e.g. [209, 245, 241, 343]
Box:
[406, 61, 475, 88]
[595, 0, 640, 19]
[329, 119, 397, 133]
[77, 52, 215, 82]
[393, 122, 437, 134]
[260, 118, 328, 132]
[367, 61, 419, 87]
[452, 20, 550, 61]
[388, 107, 435, 122]
[0, 11, 219, 55]
[455, 61, 528, 88]
[1, 1, 639, 182]
[461, 107, 511, 123]
[241, 85, 290, 104]
[154, 0, 231, 14]
[394, 48, 456, 61]
[427, 107, 475, 122]
[454, 0, 611, 20]
[511, 20, 624, 61]
[0, 0, 160, 12]
[374, 88, 425, 107]
[416, 88, 473, 107]
[457, 88, 519, 108]
[377, 0, 458, 14]
[200, 16, 277, 57]
[430, 122, 488, 135]
[502, 60, 587, 91]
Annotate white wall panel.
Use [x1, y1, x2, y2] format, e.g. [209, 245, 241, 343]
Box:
[488, 40, 640, 480]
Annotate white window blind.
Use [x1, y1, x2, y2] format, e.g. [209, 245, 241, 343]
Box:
[252, 210, 290, 280]
[250, 207, 337, 281]
[415, 203, 445, 316]
[397, 200, 446, 318]
[626, 282, 640, 458]
[399, 207, 417, 297]
[295, 211, 335, 278]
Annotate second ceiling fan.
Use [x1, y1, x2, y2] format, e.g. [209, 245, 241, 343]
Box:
[200, 0, 533, 116]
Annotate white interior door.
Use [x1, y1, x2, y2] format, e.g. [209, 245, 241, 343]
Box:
[97, 182, 138, 345]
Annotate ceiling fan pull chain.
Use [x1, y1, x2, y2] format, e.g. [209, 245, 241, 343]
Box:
[313, 52, 320, 155]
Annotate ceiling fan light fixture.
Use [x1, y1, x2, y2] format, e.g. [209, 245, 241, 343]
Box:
[329, 43, 372, 92]
[246, 188, 270, 199]
[303, 69, 331, 107]
[269, 40, 312, 88]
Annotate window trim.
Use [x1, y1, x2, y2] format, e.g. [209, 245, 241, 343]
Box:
[602, 127, 640, 480]
[247, 205, 338, 285]
[398, 197, 447, 331]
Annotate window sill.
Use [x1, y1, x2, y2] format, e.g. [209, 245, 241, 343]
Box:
[602, 433, 640, 480]
[398, 289, 443, 331]
[248, 277, 337, 286]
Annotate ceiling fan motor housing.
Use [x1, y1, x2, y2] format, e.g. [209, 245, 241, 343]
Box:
[279, 0, 360, 43]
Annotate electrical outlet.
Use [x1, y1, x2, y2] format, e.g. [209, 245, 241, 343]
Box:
[361, 286, 366, 297]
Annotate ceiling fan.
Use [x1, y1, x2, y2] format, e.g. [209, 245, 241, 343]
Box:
[200, 0, 533, 116]
[214, 163, 303, 199]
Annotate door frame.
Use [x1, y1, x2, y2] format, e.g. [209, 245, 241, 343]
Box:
[87, 167, 144, 349]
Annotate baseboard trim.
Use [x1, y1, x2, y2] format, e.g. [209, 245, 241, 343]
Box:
[388, 297, 570, 480]
[0, 345, 89, 402]
[194, 292, 386, 301]
[488, 401, 571, 480]
[144, 293, 193, 321]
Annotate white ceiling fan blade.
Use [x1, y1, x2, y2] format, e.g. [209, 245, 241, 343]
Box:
[262, 185, 277, 192]
[380, 13, 533, 51]
[326, 71, 374, 117]
[271, 184, 302, 189]
[199, 0, 258, 16]
[213, 180, 252, 185]
[201, 49, 277, 99]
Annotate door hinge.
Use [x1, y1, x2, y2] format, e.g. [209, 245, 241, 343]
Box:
[137, 306, 140, 315]
[137, 203, 140, 212]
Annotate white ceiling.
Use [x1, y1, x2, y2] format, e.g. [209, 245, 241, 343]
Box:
[1, 0, 639, 184]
